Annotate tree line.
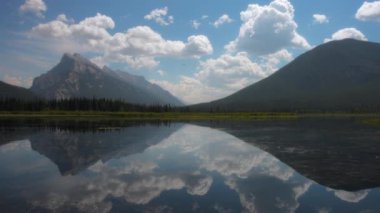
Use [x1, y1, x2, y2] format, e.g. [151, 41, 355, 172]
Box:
[2, 97, 378, 113]
[0, 98, 188, 112]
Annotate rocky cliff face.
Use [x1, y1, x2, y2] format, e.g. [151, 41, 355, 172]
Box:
[31, 53, 183, 106]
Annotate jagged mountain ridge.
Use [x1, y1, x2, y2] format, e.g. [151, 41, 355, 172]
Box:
[30, 53, 183, 106]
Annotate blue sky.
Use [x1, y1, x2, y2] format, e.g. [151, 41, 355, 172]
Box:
[1, 0, 380, 103]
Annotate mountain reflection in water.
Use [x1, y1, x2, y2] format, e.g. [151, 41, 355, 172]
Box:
[0, 119, 380, 213]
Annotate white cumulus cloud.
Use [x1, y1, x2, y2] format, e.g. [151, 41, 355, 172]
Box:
[144, 7, 174, 26]
[313, 14, 329, 24]
[19, 0, 47, 17]
[153, 49, 292, 104]
[32, 12, 114, 39]
[191, 20, 201, 29]
[213, 14, 233, 28]
[226, 0, 310, 56]
[195, 52, 266, 91]
[182, 35, 213, 57]
[324, 28, 368, 42]
[56, 14, 68, 23]
[356, 1, 380, 22]
[29, 14, 213, 69]
[101, 28, 212, 68]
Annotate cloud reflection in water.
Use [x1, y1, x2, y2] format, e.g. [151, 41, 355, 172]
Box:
[0, 123, 377, 212]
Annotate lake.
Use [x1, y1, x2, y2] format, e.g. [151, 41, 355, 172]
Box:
[1, 118, 380, 212]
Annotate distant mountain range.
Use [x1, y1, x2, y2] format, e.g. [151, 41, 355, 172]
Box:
[29, 53, 183, 106]
[0, 81, 36, 100]
[192, 39, 380, 112]
[2, 39, 380, 111]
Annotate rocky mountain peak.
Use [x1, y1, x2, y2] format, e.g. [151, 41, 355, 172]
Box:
[56, 53, 102, 76]
[30, 53, 183, 105]
[61, 53, 91, 64]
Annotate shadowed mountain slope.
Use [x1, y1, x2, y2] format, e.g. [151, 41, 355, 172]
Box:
[0, 81, 36, 100]
[192, 39, 380, 112]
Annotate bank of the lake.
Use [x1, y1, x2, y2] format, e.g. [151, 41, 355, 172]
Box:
[1, 111, 380, 121]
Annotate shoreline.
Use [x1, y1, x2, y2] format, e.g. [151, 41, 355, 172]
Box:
[1, 111, 380, 120]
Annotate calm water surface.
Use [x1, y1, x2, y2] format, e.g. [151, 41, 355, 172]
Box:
[0, 118, 380, 213]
